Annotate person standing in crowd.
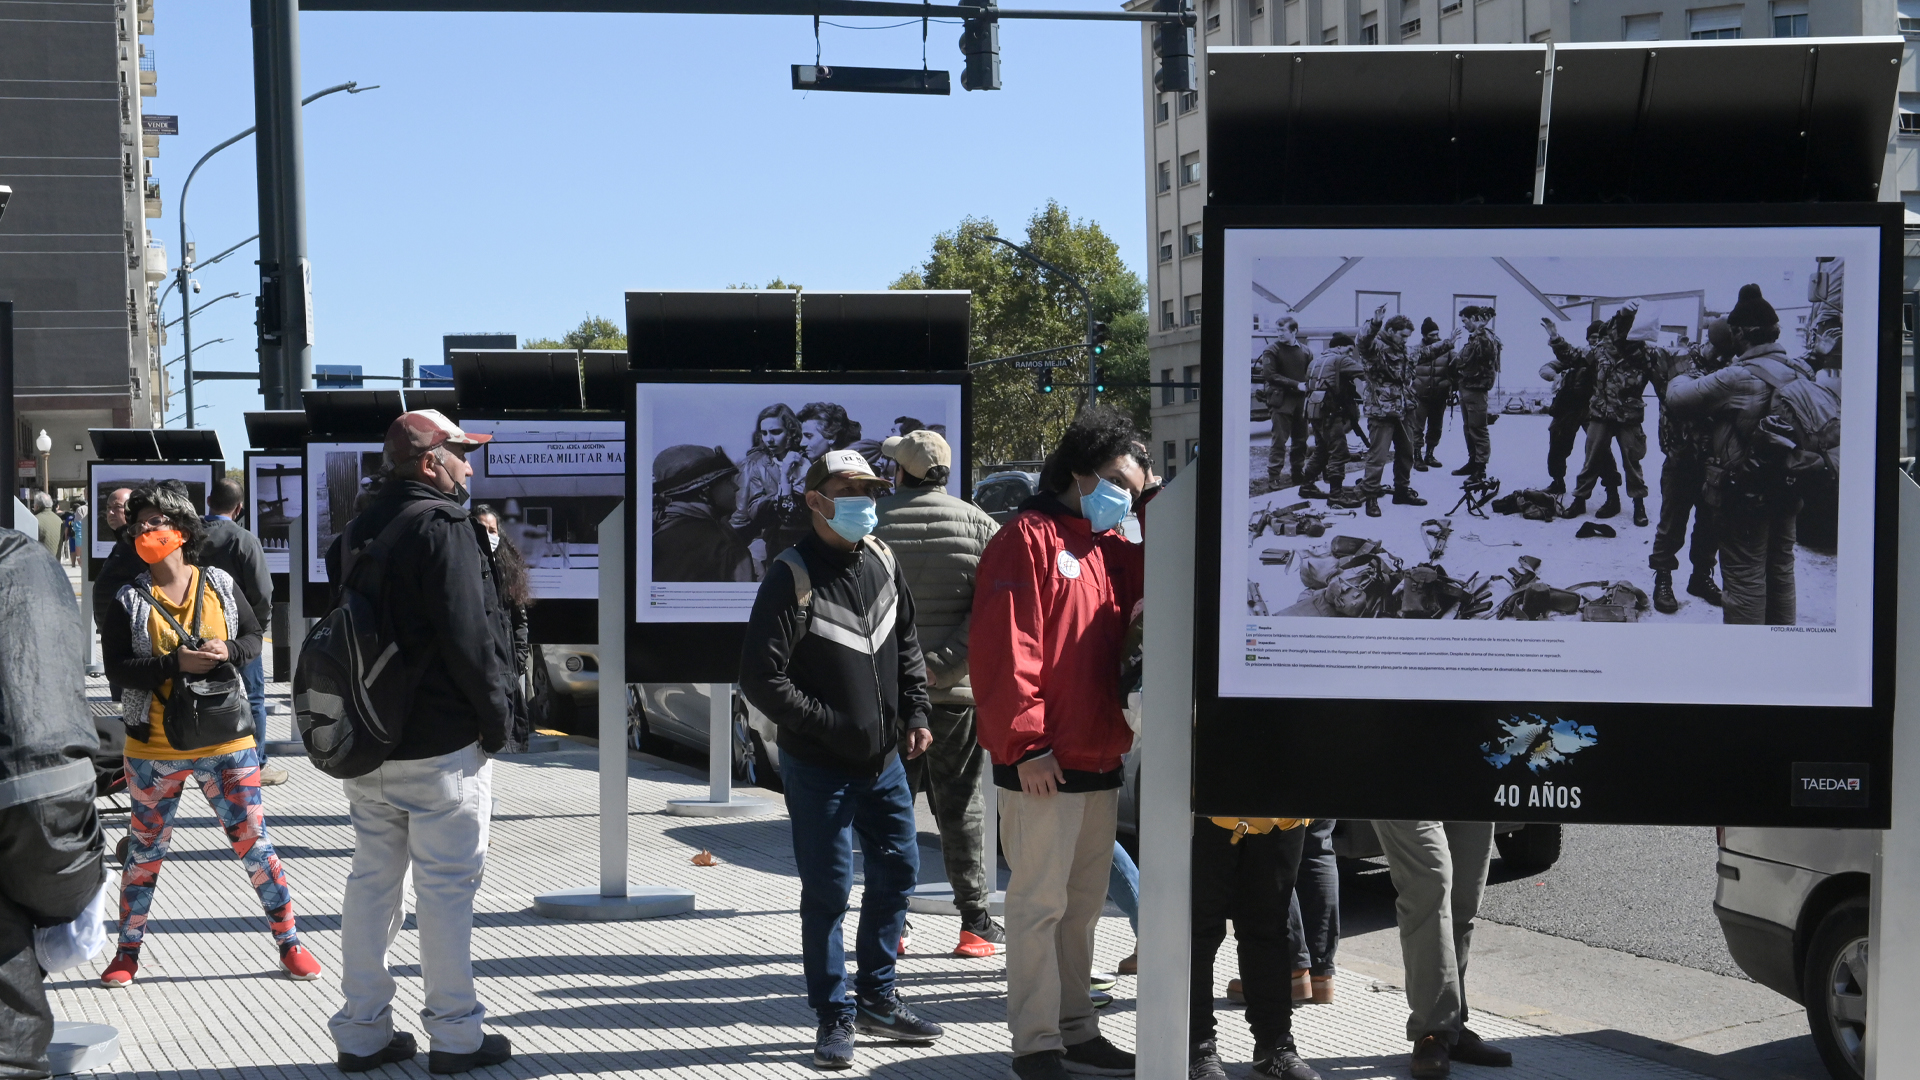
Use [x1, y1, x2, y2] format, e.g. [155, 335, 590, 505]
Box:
[651, 445, 754, 583]
[1565, 302, 1653, 525]
[326, 410, 515, 1075]
[1257, 317, 1313, 491]
[200, 479, 285, 786]
[474, 506, 534, 754]
[872, 429, 1006, 958]
[1666, 284, 1817, 626]
[1190, 817, 1322, 1080]
[70, 496, 88, 565]
[97, 482, 320, 988]
[1408, 318, 1455, 472]
[740, 448, 943, 1070]
[1449, 306, 1500, 482]
[94, 487, 140, 702]
[1355, 306, 1428, 517]
[0, 526, 107, 1079]
[734, 404, 803, 571]
[32, 492, 62, 560]
[975, 405, 1147, 1080]
[1375, 820, 1513, 1078]
[1538, 319, 1619, 497]
[1296, 332, 1364, 504]
[1290, 818, 1341, 1006]
[1638, 319, 1732, 614]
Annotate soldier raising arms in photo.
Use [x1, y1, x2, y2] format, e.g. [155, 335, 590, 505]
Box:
[1448, 306, 1500, 482]
[1564, 301, 1656, 526]
[1538, 319, 1619, 497]
[1355, 305, 1428, 518]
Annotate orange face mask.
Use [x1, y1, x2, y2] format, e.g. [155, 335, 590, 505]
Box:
[133, 528, 186, 565]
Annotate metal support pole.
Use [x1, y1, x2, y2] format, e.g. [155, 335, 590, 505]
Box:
[270, 0, 314, 402]
[286, 514, 304, 676]
[534, 503, 694, 919]
[0, 302, 13, 505]
[666, 684, 772, 817]
[250, 0, 286, 408]
[1865, 471, 1920, 1077]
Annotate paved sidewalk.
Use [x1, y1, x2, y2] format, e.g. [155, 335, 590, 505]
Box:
[55, 695, 1715, 1079]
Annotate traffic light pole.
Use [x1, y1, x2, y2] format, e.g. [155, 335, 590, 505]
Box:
[984, 234, 1099, 402]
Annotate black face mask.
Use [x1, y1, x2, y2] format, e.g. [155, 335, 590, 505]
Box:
[451, 481, 469, 506]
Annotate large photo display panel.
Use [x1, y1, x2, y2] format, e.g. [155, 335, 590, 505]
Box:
[245, 452, 301, 576]
[88, 462, 214, 558]
[305, 441, 382, 584]
[463, 419, 625, 601]
[633, 379, 966, 623]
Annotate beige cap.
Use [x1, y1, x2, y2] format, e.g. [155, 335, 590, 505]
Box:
[880, 429, 952, 482]
[804, 448, 887, 492]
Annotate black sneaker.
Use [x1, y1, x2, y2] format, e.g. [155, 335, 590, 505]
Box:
[339, 1032, 416, 1074]
[1010, 1050, 1073, 1080]
[1189, 1047, 1227, 1079]
[957, 909, 1006, 957]
[1252, 1045, 1323, 1080]
[1090, 970, 1119, 992]
[854, 991, 943, 1043]
[1062, 1034, 1135, 1076]
[814, 1017, 856, 1069]
[427, 1033, 511, 1075]
[1090, 989, 1114, 1009]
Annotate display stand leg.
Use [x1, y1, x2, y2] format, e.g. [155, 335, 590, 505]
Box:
[666, 683, 773, 817]
[907, 755, 1006, 916]
[81, 556, 100, 675]
[1865, 473, 1920, 1077]
[1138, 462, 1196, 1080]
[535, 503, 694, 920]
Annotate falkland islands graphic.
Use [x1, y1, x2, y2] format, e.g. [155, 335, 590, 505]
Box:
[1482, 715, 1598, 773]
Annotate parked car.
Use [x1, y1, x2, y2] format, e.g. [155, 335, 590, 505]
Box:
[528, 643, 599, 735]
[628, 683, 782, 790]
[1714, 826, 1873, 1080]
[974, 470, 1040, 524]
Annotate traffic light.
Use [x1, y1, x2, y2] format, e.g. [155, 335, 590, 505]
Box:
[1153, 0, 1195, 94]
[1089, 320, 1111, 357]
[959, 0, 1000, 92]
[1036, 369, 1055, 393]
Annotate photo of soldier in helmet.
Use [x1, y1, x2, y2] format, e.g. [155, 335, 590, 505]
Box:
[651, 444, 754, 583]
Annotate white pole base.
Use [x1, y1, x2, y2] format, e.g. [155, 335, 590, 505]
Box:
[664, 796, 774, 818]
[532, 886, 695, 921]
[907, 888, 1005, 917]
[48, 1021, 119, 1075]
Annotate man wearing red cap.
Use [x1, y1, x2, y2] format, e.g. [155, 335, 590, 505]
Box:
[325, 409, 518, 1075]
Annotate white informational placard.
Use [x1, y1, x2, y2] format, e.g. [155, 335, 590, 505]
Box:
[86, 463, 214, 558]
[464, 419, 625, 600]
[634, 381, 964, 622]
[1217, 224, 1879, 709]
[304, 441, 382, 584]
[247, 454, 301, 576]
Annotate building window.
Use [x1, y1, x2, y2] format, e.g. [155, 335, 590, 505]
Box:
[1177, 90, 1199, 115]
[1184, 296, 1203, 328]
[1254, 2, 1265, 14]
[1183, 223, 1203, 257]
[1621, 12, 1661, 37]
[1321, 25, 1339, 42]
[1161, 371, 1176, 406]
[1156, 98, 1170, 123]
[1161, 299, 1177, 330]
[1360, 13, 1379, 42]
[1772, 0, 1808, 35]
[1530, 27, 1552, 41]
[1901, 94, 1920, 136]
[1185, 438, 1201, 463]
[1401, 16, 1422, 36]
[1903, 0, 1920, 34]
[1158, 161, 1172, 193]
[1163, 441, 1178, 475]
[1687, 5, 1741, 38]
[1184, 365, 1202, 403]
[1440, 0, 1461, 13]
[1180, 151, 1202, 186]
[1159, 231, 1174, 262]
[1206, 0, 1222, 31]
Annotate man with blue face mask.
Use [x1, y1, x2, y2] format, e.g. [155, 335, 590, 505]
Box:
[739, 448, 940, 1071]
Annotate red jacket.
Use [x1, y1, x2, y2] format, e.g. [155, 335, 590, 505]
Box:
[972, 496, 1144, 784]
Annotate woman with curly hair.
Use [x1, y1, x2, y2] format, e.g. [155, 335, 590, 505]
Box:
[473, 505, 534, 752]
[96, 481, 319, 987]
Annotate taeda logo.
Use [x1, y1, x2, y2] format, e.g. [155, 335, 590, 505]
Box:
[1791, 763, 1870, 808]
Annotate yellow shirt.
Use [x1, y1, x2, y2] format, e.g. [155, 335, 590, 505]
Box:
[127, 567, 257, 761]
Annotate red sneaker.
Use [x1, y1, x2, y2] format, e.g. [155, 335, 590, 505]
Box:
[953, 930, 998, 959]
[280, 943, 323, 981]
[100, 951, 137, 988]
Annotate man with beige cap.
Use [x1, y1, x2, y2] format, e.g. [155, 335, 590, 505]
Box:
[873, 429, 1004, 958]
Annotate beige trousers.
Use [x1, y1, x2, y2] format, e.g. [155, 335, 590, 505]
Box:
[999, 786, 1119, 1056]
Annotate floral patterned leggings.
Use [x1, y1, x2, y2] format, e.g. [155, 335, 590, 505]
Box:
[118, 747, 299, 950]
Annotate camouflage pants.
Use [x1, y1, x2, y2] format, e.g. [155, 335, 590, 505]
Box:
[1300, 416, 1351, 488]
[905, 704, 989, 915]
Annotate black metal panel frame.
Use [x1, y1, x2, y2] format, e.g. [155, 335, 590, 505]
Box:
[627, 290, 799, 373]
[244, 410, 312, 453]
[798, 291, 972, 372]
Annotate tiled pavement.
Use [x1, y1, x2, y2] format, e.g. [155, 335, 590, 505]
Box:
[55, 684, 1713, 1080]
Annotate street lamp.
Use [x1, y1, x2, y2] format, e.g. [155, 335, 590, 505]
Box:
[174, 80, 377, 427]
[33, 429, 51, 497]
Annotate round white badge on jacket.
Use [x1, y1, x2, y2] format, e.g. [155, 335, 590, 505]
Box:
[1057, 550, 1082, 579]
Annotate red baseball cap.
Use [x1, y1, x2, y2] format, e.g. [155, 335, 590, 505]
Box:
[384, 409, 490, 466]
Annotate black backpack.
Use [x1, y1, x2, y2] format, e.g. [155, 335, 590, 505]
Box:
[292, 500, 446, 778]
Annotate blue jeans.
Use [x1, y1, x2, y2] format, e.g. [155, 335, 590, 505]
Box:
[243, 655, 268, 762]
[1109, 839, 1140, 936]
[782, 752, 919, 1022]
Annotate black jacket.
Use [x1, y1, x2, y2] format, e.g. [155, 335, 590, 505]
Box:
[199, 516, 273, 630]
[327, 481, 513, 758]
[739, 532, 930, 777]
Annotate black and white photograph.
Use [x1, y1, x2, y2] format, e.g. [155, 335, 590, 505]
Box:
[246, 453, 302, 576]
[87, 463, 213, 558]
[1215, 224, 1880, 709]
[304, 441, 383, 583]
[633, 380, 964, 622]
[465, 419, 624, 600]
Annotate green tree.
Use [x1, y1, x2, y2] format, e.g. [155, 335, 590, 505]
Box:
[893, 201, 1148, 468]
[525, 314, 626, 351]
[725, 278, 804, 291]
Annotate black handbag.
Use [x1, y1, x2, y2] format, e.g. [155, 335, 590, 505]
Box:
[151, 571, 255, 751]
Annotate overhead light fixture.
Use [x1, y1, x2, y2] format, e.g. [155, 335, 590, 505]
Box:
[792, 65, 950, 95]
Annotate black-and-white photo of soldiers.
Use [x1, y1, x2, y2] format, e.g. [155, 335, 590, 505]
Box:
[1356, 305, 1428, 517]
[1639, 320, 1734, 613]
[1257, 316, 1313, 489]
[1537, 319, 1620, 497]
[1450, 306, 1501, 481]
[1562, 302, 1654, 525]
[1408, 317, 1454, 473]
[1297, 332, 1366, 503]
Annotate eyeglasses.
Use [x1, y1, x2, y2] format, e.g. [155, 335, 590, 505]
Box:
[133, 512, 172, 531]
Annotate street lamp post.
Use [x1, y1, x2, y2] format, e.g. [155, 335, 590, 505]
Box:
[34, 429, 51, 498]
[174, 80, 375, 427]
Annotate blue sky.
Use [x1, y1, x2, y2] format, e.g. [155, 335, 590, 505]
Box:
[149, 3, 1152, 459]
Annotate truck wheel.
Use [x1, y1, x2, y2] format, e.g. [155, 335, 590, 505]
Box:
[1494, 823, 1563, 873]
[1803, 895, 1869, 1080]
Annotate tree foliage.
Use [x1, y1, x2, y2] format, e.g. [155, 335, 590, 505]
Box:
[525, 314, 626, 351]
[892, 202, 1148, 468]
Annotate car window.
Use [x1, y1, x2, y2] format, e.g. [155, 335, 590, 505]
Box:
[976, 480, 1018, 513]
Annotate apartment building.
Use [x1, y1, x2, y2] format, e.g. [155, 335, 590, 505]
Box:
[1134, 0, 1912, 478]
[1, 0, 165, 502]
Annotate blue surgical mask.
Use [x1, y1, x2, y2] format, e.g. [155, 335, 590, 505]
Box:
[820, 497, 878, 543]
[1078, 477, 1132, 534]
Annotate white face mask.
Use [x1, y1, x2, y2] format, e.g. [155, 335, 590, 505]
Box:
[487, 531, 500, 552]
